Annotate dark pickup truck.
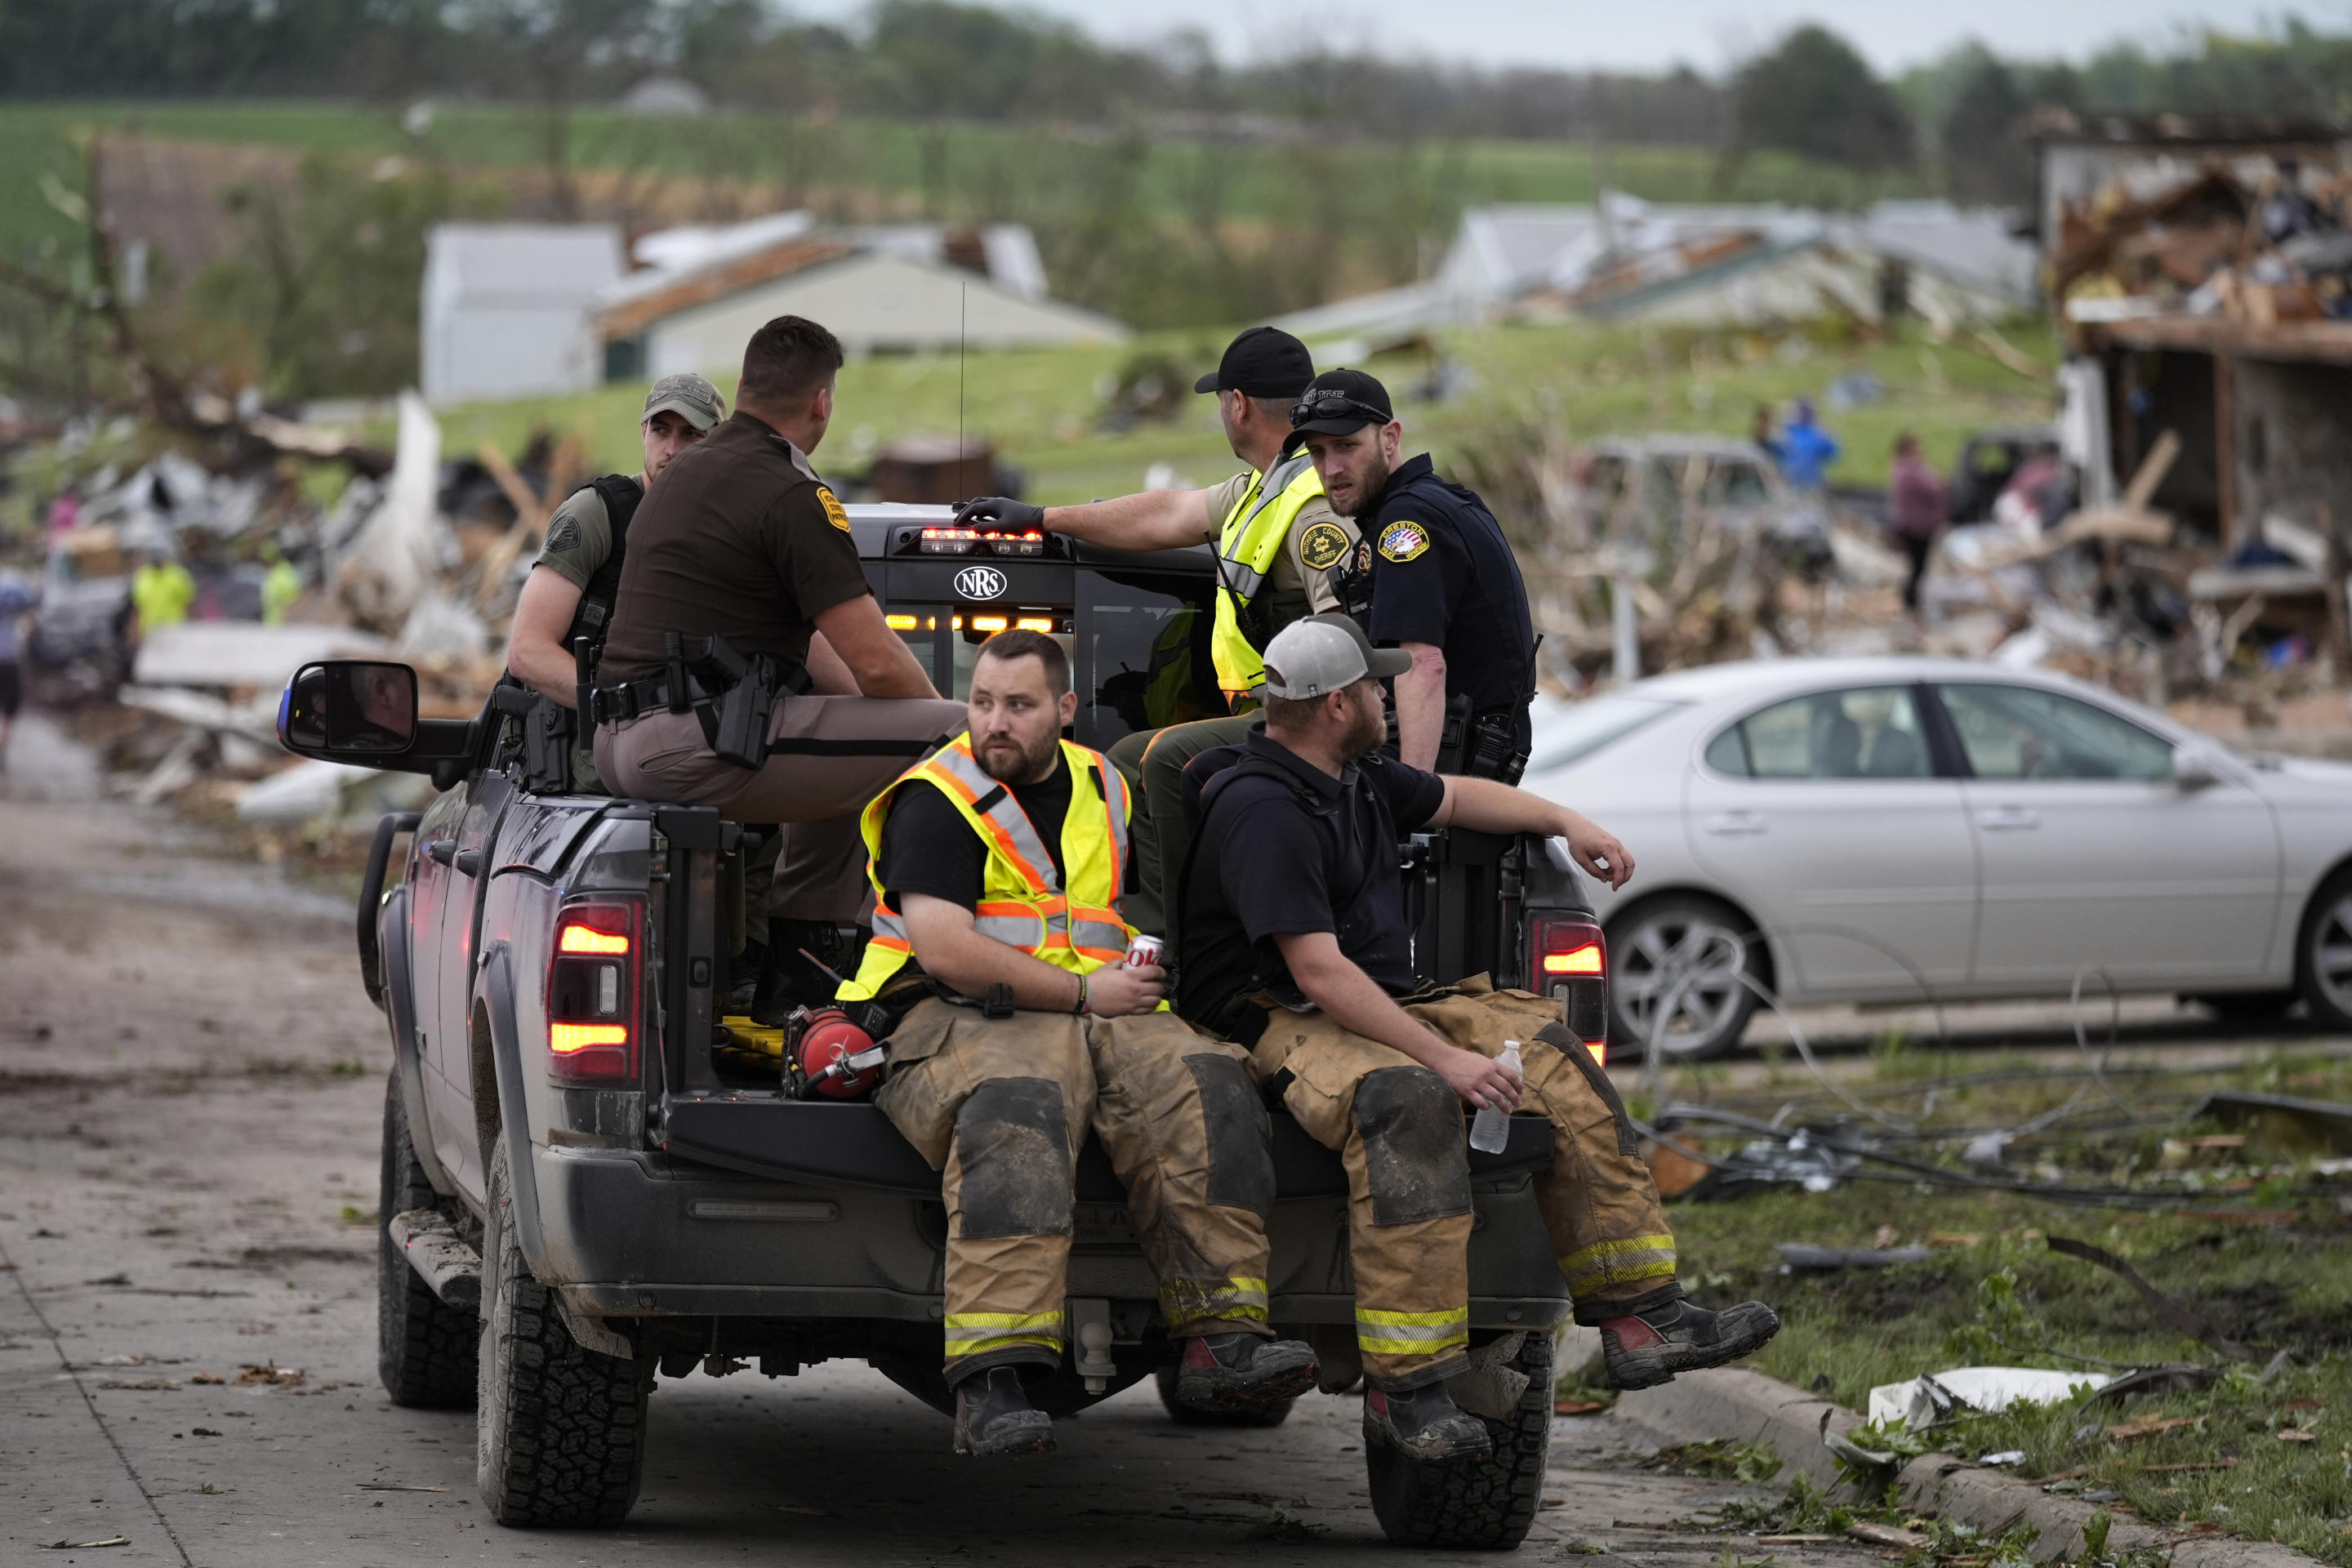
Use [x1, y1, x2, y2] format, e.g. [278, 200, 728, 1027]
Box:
[279, 504, 1611, 1549]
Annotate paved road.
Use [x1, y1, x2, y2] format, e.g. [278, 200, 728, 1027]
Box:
[0, 715, 2304, 1566]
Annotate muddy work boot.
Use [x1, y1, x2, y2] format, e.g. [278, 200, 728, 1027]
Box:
[1597, 1298, 1781, 1391]
[951, 1366, 1056, 1457]
[1362, 1381, 1493, 1463]
[1172, 1332, 1318, 1410]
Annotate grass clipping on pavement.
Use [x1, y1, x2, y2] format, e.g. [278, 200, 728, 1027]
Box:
[1646, 1040, 2352, 1566]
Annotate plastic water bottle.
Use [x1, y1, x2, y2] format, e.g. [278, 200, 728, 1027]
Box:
[1468, 1039, 1522, 1153]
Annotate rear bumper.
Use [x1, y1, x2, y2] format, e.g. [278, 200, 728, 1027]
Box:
[526, 1139, 1570, 1330]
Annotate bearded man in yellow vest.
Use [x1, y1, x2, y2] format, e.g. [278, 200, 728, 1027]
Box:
[951, 327, 1356, 941]
[839, 629, 1316, 1456]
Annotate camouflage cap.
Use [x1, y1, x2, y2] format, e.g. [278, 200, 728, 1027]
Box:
[642, 372, 726, 432]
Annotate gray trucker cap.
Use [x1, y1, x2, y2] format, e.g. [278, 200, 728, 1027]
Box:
[1260, 613, 1413, 699]
[642, 372, 727, 431]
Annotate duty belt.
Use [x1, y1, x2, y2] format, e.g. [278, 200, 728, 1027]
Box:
[589, 662, 814, 727]
[588, 671, 716, 727]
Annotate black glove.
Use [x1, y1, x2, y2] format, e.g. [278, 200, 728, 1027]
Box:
[952, 496, 1045, 532]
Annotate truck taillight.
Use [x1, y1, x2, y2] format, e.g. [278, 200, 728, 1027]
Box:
[1529, 915, 1608, 1067]
[547, 900, 642, 1085]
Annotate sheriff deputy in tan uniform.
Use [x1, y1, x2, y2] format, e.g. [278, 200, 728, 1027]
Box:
[952, 326, 1356, 940]
[836, 628, 1316, 1455]
[1175, 616, 1781, 1465]
[594, 316, 967, 1004]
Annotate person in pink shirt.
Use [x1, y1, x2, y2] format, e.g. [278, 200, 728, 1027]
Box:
[1888, 434, 1949, 612]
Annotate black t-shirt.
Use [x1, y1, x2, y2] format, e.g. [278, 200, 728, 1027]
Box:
[1359, 453, 1535, 716]
[878, 754, 1072, 914]
[1176, 727, 1446, 1023]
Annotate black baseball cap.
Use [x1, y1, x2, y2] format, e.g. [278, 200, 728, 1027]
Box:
[1193, 325, 1316, 398]
[1290, 368, 1395, 435]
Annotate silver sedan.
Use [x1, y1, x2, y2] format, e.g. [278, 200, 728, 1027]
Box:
[1521, 657, 2352, 1060]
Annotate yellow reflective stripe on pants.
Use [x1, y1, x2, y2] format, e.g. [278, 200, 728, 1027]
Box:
[942, 1310, 1065, 1354]
[1560, 1235, 1677, 1294]
[1355, 1306, 1468, 1356]
[1160, 1276, 1268, 1328]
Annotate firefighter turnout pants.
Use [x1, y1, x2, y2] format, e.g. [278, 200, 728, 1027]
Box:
[874, 997, 1278, 1383]
[1252, 977, 1681, 1389]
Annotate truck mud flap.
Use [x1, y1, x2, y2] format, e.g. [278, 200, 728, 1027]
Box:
[659, 1098, 1552, 1202]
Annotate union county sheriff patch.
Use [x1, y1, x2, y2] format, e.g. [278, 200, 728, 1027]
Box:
[1377, 519, 1431, 563]
[816, 484, 851, 532]
[1298, 520, 1350, 571]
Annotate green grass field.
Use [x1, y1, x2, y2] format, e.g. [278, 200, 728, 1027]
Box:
[416, 316, 2058, 510]
[0, 100, 1940, 261]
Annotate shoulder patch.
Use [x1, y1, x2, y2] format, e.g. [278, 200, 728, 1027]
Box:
[815, 484, 851, 532]
[545, 516, 581, 554]
[1298, 520, 1350, 571]
[1376, 519, 1431, 563]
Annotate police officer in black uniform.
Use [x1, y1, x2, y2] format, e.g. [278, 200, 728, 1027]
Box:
[1291, 369, 1536, 782]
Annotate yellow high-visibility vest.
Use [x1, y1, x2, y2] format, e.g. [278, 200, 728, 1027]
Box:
[839, 733, 1133, 1002]
[1209, 453, 1326, 702]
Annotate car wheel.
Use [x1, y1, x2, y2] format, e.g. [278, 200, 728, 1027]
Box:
[2296, 867, 2352, 1030]
[477, 1138, 653, 1528]
[1364, 1329, 1553, 1548]
[1606, 894, 1764, 1063]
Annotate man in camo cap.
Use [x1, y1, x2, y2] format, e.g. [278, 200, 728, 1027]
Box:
[502, 372, 728, 791]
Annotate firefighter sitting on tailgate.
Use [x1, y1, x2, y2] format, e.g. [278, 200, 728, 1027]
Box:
[837, 629, 1316, 1457]
[1175, 615, 1781, 1464]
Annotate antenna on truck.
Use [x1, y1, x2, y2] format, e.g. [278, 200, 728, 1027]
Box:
[958, 280, 968, 479]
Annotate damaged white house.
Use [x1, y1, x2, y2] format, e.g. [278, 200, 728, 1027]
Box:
[1276, 195, 2040, 342]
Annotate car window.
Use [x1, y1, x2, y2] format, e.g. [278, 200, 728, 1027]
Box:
[1708, 685, 1931, 779]
[1939, 683, 2173, 781]
[1526, 694, 1685, 773]
[1717, 461, 1769, 507]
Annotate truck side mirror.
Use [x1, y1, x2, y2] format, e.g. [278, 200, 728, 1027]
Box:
[281, 660, 420, 760]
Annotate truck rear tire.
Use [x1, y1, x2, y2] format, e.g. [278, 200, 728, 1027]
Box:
[1365, 1330, 1554, 1549]
[378, 1071, 476, 1409]
[477, 1138, 653, 1528]
[1153, 1365, 1294, 1427]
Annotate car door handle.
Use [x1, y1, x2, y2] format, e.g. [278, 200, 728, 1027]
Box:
[425, 839, 457, 866]
[1977, 807, 2039, 831]
[1703, 811, 1767, 835]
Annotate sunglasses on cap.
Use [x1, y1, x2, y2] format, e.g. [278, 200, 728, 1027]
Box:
[1290, 389, 1390, 428]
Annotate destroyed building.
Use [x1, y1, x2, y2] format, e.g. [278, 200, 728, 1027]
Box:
[2039, 114, 2352, 684]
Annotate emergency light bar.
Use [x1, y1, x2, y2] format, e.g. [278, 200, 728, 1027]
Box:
[918, 527, 1046, 558]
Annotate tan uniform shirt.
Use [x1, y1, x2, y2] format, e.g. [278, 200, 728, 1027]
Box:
[1200, 472, 1354, 617]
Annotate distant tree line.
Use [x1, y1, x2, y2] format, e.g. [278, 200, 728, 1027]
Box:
[10, 3, 2352, 207]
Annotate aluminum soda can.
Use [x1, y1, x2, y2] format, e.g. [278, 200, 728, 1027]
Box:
[1125, 933, 1165, 969]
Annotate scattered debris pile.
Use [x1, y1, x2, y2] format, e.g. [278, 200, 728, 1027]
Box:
[13, 393, 577, 849]
[2051, 157, 2352, 328]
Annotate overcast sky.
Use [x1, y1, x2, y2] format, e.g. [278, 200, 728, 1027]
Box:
[800, 0, 2352, 74]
